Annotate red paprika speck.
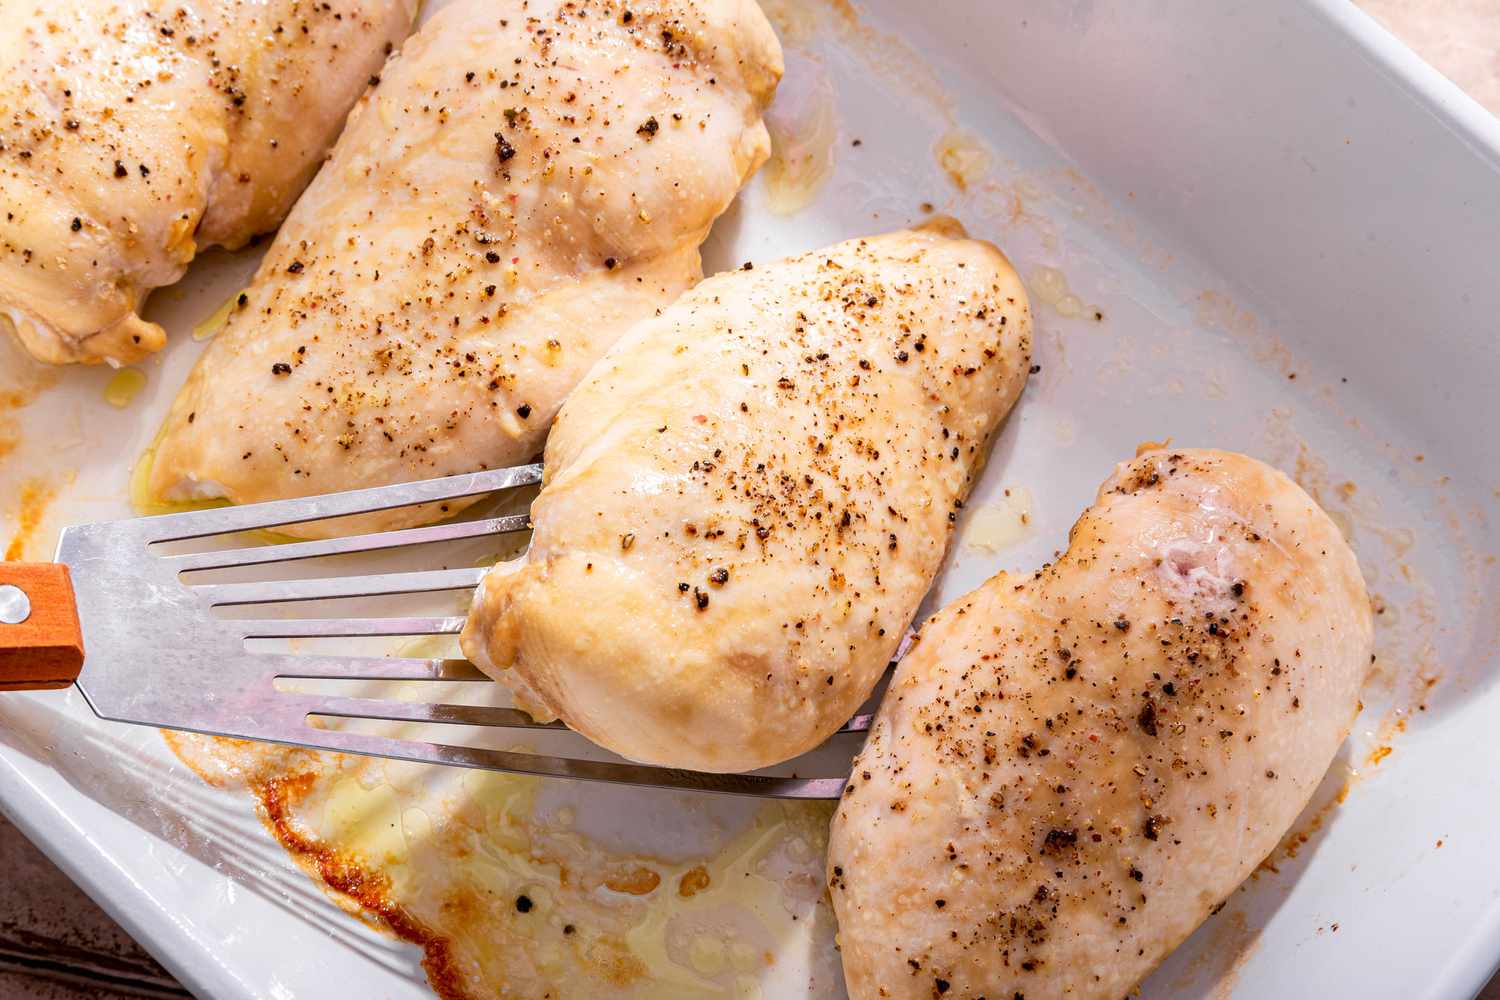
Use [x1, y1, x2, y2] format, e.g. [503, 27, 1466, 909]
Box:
[512, 256, 520, 264]
[693, 414, 706, 423]
[1088, 733, 1099, 742]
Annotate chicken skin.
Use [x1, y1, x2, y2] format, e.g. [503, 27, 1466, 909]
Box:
[147, 0, 782, 534]
[0, 0, 417, 365]
[461, 227, 1034, 772]
[827, 448, 1373, 1000]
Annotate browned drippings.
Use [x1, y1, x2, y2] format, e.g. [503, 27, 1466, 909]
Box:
[161, 730, 836, 998]
[677, 866, 711, 898]
[0, 356, 61, 463]
[4, 478, 57, 560]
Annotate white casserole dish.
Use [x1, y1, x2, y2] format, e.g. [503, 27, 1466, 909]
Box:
[0, 0, 1497, 996]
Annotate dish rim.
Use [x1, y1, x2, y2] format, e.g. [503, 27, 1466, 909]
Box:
[0, 2, 1498, 998]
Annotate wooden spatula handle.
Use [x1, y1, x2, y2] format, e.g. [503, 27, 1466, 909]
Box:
[0, 564, 84, 690]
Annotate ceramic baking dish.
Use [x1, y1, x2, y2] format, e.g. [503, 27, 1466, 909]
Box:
[0, 0, 1496, 996]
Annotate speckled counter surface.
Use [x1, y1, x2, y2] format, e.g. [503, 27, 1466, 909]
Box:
[1360, 0, 1500, 113]
[1, 3, 1496, 998]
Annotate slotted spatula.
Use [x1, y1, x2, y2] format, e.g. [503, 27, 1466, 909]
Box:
[0, 464, 864, 799]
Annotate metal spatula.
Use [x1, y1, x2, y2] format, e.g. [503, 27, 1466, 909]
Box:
[0, 464, 866, 799]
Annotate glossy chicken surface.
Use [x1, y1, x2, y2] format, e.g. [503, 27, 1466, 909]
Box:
[149, 0, 782, 533]
[461, 227, 1034, 772]
[827, 448, 1373, 1000]
[0, 0, 416, 364]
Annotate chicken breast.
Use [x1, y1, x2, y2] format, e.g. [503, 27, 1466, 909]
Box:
[0, 0, 416, 365]
[460, 226, 1034, 772]
[827, 448, 1373, 1000]
[147, 0, 782, 534]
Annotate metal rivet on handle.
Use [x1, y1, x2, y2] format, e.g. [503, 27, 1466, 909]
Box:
[0, 584, 31, 625]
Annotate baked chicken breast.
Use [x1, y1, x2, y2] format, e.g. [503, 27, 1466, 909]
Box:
[0, 0, 417, 364]
[461, 226, 1034, 772]
[827, 448, 1373, 1000]
[147, 0, 782, 533]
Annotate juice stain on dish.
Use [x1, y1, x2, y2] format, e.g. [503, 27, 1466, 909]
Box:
[102, 368, 147, 408]
[1246, 422, 1462, 874]
[1028, 265, 1102, 321]
[958, 486, 1034, 555]
[192, 292, 241, 341]
[761, 54, 838, 215]
[1287, 443, 1444, 750]
[3, 477, 56, 560]
[934, 130, 992, 191]
[162, 726, 840, 999]
[0, 335, 62, 461]
[758, 0, 958, 123]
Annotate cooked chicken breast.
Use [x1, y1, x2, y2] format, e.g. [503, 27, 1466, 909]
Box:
[147, 0, 782, 533]
[827, 448, 1373, 1000]
[0, 0, 416, 365]
[460, 227, 1034, 772]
